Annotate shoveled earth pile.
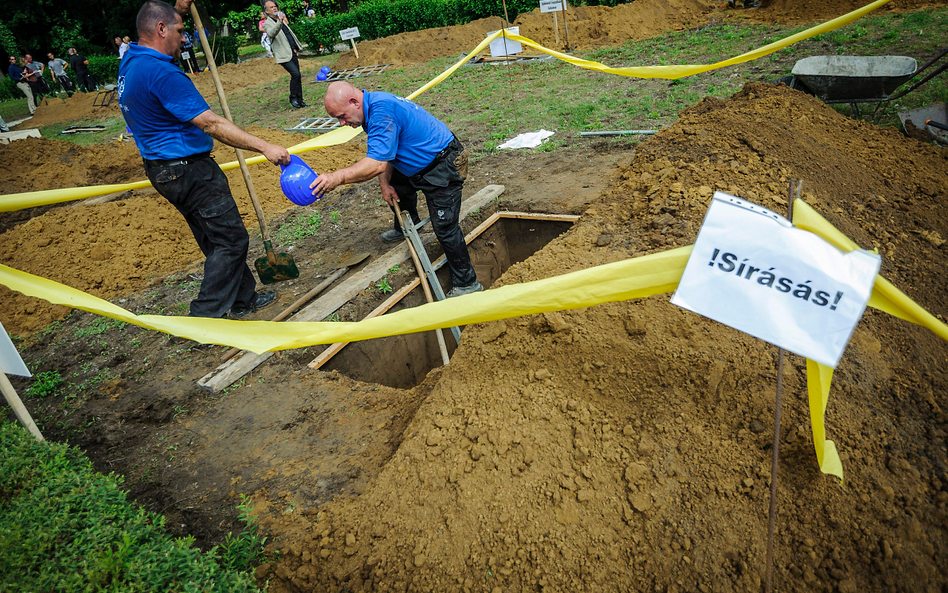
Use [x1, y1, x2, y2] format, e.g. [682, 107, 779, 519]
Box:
[258, 83, 948, 592]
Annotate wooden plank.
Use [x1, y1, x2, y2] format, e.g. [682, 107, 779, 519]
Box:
[308, 279, 420, 370]
[197, 184, 505, 392]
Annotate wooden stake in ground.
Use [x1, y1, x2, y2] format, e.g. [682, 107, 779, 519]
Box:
[764, 179, 802, 593]
[560, 0, 571, 51]
[350, 38, 359, 59]
[553, 12, 559, 46]
[0, 364, 44, 442]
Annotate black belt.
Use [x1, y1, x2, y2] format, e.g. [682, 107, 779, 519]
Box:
[144, 152, 211, 167]
[413, 137, 458, 180]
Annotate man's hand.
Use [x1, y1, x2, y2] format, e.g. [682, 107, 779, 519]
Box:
[310, 170, 344, 196]
[262, 143, 290, 166]
[379, 180, 399, 207]
[174, 0, 194, 15]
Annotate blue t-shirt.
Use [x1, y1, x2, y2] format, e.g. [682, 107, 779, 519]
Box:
[362, 91, 453, 176]
[118, 43, 213, 160]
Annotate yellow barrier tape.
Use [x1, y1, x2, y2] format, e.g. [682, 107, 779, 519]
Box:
[1, 0, 891, 212]
[0, 246, 690, 352]
[503, 0, 893, 80]
[3, 200, 948, 479]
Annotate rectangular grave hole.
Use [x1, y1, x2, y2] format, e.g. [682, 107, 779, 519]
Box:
[322, 214, 576, 389]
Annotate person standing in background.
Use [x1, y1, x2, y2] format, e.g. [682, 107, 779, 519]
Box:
[7, 56, 36, 114]
[68, 47, 97, 92]
[263, 0, 305, 109]
[116, 35, 130, 59]
[47, 52, 74, 93]
[258, 11, 273, 58]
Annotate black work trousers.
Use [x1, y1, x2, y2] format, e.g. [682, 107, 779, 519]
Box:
[143, 155, 257, 318]
[75, 71, 96, 92]
[280, 54, 303, 105]
[389, 137, 477, 289]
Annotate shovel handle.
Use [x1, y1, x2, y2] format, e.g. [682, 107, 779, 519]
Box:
[927, 119, 948, 131]
[190, 3, 271, 241]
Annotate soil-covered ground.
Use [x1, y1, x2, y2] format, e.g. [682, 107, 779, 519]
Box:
[3, 1, 948, 592]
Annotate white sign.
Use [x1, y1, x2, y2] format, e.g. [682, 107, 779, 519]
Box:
[340, 26, 360, 40]
[540, 0, 567, 13]
[671, 193, 880, 368]
[488, 27, 522, 58]
[0, 321, 30, 377]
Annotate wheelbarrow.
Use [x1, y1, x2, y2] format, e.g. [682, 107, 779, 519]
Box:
[785, 48, 948, 118]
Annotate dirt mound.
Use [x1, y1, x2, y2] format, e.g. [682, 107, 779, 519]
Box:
[0, 127, 364, 335]
[27, 92, 122, 128]
[332, 0, 713, 69]
[752, 0, 948, 24]
[259, 83, 948, 592]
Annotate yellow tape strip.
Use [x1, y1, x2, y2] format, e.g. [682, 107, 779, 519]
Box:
[1, 0, 891, 212]
[0, 245, 690, 352]
[3, 200, 948, 479]
[503, 0, 893, 79]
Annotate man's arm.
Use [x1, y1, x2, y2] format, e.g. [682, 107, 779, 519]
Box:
[378, 162, 400, 206]
[190, 109, 290, 165]
[310, 157, 388, 195]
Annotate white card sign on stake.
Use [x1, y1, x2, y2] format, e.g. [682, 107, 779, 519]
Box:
[487, 27, 523, 57]
[671, 193, 881, 368]
[340, 26, 361, 58]
[339, 26, 360, 40]
[540, 0, 566, 12]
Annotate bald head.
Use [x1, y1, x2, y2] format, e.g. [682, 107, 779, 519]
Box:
[324, 82, 365, 128]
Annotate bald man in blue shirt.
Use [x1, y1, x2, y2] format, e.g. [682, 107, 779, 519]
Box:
[120, 0, 291, 319]
[313, 81, 482, 298]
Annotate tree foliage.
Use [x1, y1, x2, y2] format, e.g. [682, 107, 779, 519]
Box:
[0, 0, 252, 59]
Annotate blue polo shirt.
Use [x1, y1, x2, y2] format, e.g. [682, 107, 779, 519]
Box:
[362, 91, 453, 176]
[118, 43, 213, 160]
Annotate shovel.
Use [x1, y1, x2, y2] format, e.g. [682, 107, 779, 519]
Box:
[219, 252, 371, 362]
[190, 3, 298, 285]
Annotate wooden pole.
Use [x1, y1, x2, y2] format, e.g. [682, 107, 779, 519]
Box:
[350, 38, 359, 59]
[553, 12, 559, 46]
[560, 0, 571, 52]
[190, 3, 273, 249]
[0, 364, 45, 442]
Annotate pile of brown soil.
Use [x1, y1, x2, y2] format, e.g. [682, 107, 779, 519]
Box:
[0, 127, 363, 334]
[258, 83, 948, 592]
[752, 0, 948, 24]
[28, 92, 122, 128]
[332, 0, 713, 69]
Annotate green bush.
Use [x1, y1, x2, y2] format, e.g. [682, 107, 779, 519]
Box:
[216, 35, 243, 65]
[0, 421, 262, 593]
[87, 54, 120, 86]
[0, 76, 20, 101]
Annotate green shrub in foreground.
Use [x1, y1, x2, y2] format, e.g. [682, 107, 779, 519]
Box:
[0, 421, 261, 593]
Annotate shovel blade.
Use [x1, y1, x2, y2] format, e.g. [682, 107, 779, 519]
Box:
[254, 251, 299, 284]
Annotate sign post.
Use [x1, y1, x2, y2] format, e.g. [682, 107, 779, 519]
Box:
[0, 321, 43, 442]
[340, 26, 360, 59]
[540, 0, 566, 46]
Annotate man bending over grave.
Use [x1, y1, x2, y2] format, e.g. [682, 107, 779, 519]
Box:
[312, 81, 482, 298]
